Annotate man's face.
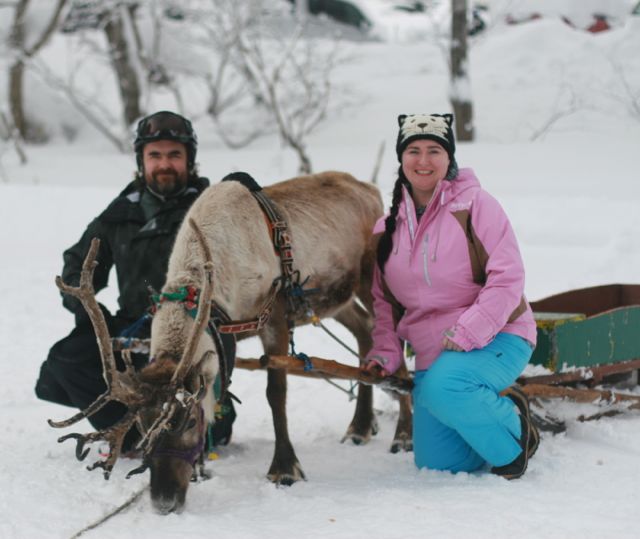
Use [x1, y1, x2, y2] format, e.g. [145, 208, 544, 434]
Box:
[142, 140, 189, 197]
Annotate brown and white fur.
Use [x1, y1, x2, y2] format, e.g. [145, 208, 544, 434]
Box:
[147, 171, 412, 509]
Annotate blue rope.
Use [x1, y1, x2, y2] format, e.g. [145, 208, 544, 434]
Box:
[118, 313, 151, 347]
[295, 352, 313, 372]
[289, 282, 320, 298]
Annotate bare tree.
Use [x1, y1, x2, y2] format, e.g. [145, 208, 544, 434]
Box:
[604, 56, 640, 121]
[7, 0, 69, 142]
[100, 1, 144, 126]
[182, 2, 271, 148]
[235, 1, 344, 173]
[180, 0, 344, 174]
[0, 110, 28, 179]
[236, 26, 338, 173]
[450, 0, 474, 141]
[21, 0, 173, 152]
[28, 56, 128, 151]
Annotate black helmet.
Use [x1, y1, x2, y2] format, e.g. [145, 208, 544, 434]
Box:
[134, 111, 197, 169]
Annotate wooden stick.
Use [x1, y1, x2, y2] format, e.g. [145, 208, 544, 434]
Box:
[578, 409, 625, 422]
[518, 383, 640, 409]
[112, 337, 149, 354]
[518, 358, 640, 386]
[235, 355, 414, 395]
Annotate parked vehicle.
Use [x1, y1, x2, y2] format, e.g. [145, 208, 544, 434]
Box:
[291, 0, 489, 39]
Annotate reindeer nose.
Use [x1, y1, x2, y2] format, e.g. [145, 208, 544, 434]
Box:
[153, 496, 183, 515]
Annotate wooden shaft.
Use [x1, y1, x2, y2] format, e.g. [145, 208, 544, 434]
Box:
[518, 358, 640, 386]
[519, 383, 640, 409]
[238, 355, 640, 406]
[235, 355, 414, 394]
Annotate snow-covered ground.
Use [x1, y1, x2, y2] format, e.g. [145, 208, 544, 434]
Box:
[1, 3, 640, 538]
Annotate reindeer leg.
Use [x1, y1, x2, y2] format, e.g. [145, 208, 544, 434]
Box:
[344, 384, 378, 445]
[336, 287, 413, 453]
[261, 313, 305, 485]
[265, 368, 305, 485]
[332, 301, 379, 445]
[389, 361, 413, 453]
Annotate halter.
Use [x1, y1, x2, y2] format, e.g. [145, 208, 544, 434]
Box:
[151, 286, 236, 402]
[151, 408, 206, 466]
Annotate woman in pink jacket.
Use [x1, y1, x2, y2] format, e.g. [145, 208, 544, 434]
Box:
[365, 113, 539, 479]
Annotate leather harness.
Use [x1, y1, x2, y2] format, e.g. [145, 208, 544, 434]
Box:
[212, 183, 299, 335]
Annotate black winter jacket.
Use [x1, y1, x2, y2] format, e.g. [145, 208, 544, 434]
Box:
[61, 177, 209, 329]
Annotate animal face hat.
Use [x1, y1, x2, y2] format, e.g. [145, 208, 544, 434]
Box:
[396, 113, 458, 180]
[396, 113, 455, 159]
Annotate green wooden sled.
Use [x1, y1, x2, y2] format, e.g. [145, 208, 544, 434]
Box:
[529, 284, 640, 372]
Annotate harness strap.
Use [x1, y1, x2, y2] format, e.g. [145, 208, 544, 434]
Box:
[210, 190, 294, 335]
[251, 190, 325, 360]
[214, 279, 281, 335]
[209, 318, 230, 401]
[251, 190, 295, 281]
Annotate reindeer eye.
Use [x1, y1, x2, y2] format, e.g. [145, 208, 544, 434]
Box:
[186, 418, 197, 430]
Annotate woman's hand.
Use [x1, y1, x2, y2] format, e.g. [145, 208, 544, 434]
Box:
[363, 360, 390, 377]
[442, 329, 464, 352]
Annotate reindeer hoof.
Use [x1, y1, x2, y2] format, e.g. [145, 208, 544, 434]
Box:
[267, 462, 306, 486]
[341, 417, 379, 446]
[273, 475, 296, 487]
[390, 436, 413, 454]
[343, 433, 366, 445]
[340, 418, 378, 445]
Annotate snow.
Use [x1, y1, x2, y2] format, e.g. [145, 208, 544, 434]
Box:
[1, 2, 640, 538]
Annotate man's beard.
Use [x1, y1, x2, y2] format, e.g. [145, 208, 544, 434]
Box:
[145, 169, 188, 198]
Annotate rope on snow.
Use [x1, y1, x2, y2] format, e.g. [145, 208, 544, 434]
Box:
[68, 485, 148, 539]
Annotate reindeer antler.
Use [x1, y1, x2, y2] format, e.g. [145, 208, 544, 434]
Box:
[54, 239, 117, 388]
[50, 221, 215, 479]
[171, 218, 215, 384]
[49, 238, 150, 478]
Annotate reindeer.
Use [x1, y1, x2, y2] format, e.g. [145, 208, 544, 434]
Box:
[49, 171, 412, 514]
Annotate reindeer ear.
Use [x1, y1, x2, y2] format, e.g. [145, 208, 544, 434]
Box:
[443, 113, 454, 127]
[397, 114, 407, 128]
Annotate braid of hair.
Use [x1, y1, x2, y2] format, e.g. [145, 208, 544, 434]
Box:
[377, 167, 409, 273]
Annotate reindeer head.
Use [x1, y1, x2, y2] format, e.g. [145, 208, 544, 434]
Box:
[141, 280, 221, 513]
[48, 219, 218, 515]
[136, 356, 211, 514]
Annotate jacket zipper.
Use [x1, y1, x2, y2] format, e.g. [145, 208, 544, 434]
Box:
[422, 234, 432, 286]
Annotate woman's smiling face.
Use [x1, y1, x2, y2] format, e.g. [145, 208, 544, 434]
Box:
[401, 139, 450, 207]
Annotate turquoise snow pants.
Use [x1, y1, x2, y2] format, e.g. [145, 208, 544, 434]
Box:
[412, 333, 533, 473]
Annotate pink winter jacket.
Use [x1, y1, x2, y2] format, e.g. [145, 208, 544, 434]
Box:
[367, 168, 537, 374]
